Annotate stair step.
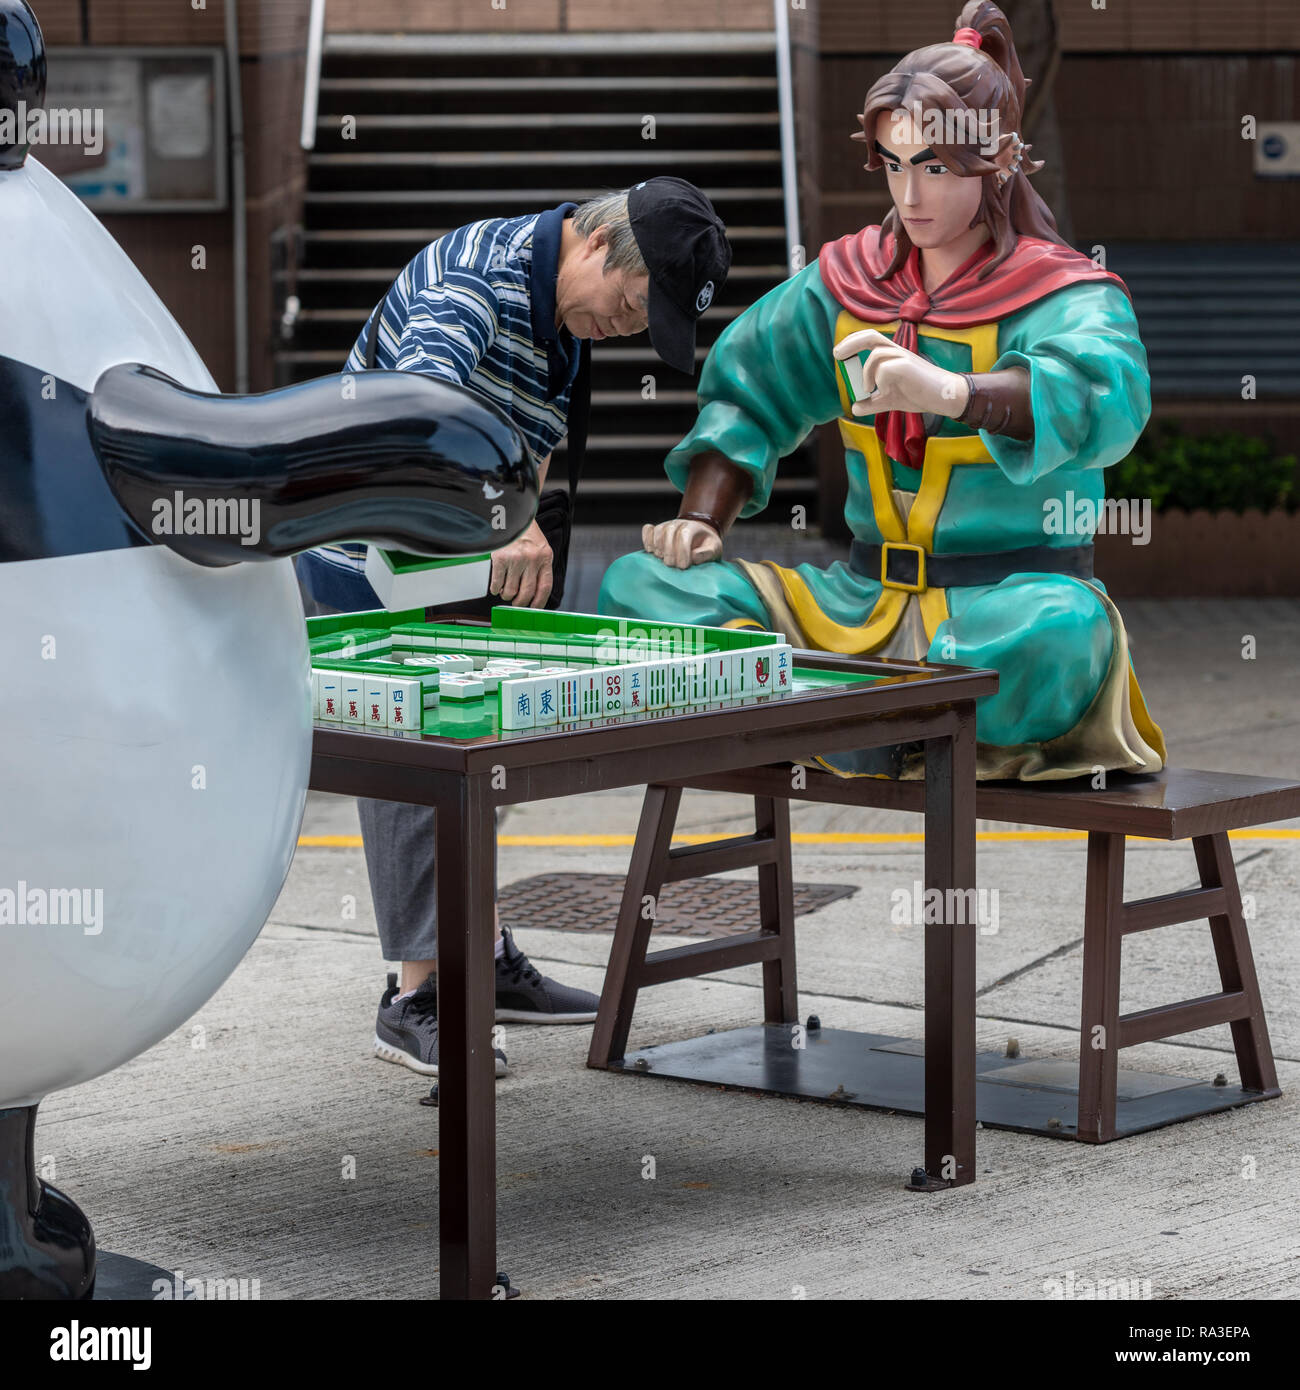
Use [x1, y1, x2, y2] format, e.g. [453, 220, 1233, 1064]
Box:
[294, 305, 743, 324]
[308, 150, 781, 168]
[317, 112, 777, 131]
[321, 75, 777, 93]
[305, 224, 784, 243]
[293, 265, 787, 283]
[325, 31, 777, 57]
[297, 31, 791, 520]
[317, 75, 778, 115]
[304, 186, 782, 204]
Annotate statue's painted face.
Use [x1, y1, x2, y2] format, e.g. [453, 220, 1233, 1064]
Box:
[873, 109, 985, 251]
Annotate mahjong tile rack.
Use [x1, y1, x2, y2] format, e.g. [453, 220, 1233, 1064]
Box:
[307, 604, 999, 1301]
[308, 604, 830, 740]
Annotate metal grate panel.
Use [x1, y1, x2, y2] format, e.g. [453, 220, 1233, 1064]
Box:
[499, 872, 856, 939]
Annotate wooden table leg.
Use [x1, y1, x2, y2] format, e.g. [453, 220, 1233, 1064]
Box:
[434, 771, 500, 1299]
[756, 796, 799, 1025]
[917, 705, 978, 1189]
[588, 784, 682, 1068]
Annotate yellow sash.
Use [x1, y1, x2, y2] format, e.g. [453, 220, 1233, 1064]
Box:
[769, 315, 998, 652]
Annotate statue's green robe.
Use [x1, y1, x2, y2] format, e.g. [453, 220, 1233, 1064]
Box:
[599, 256, 1165, 779]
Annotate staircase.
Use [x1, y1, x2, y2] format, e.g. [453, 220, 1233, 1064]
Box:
[279, 31, 809, 525]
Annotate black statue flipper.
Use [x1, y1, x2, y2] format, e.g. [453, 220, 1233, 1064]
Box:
[0, 1106, 96, 1300]
[87, 363, 537, 568]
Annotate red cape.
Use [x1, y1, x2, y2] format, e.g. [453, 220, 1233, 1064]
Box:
[818, 226, 1130, 468]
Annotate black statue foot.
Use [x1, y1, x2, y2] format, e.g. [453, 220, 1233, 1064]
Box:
[0, 1105, 96, 1299]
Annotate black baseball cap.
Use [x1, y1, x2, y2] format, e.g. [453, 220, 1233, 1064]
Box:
[627, 177, 731, 376]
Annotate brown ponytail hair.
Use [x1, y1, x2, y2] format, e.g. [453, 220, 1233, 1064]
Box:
[853, 1, 1066, 280]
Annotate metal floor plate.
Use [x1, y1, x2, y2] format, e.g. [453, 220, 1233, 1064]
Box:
[614, 1026, 1279, 1141]
[500, 873, 856, 938]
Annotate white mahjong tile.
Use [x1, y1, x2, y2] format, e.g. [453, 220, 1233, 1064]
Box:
[318, 673, 341, 721]
[751, 650, 775, 695]
[365, 678, 388, 728]
[460, 634, 488, 655]
[556, 673, 583, 722]
[667, 659, 690, 708]
[685, 656, 709, 704]
[310, 669, 322, 717]
[574, 669, 600, 719]
[620, 663, 647, 715]
[640, 659, 667, 711]
[597, 664, 629, 715]
[387, 677, 420, 731]
[439, 673, 485, 700]
[773, 644, 794, 693]
[533, 675, 559, 726]
[706, 652, 730, 701]
[341, 678, 364, 725]
[500, 676, 535, 730]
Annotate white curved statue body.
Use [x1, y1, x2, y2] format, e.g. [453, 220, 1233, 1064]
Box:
[0, 0, 534, 1300]
[0, 157, 312, 1109]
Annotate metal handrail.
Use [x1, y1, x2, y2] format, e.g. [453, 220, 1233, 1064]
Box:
[300, 0, 327, 151]
[772, 0, 803, 275]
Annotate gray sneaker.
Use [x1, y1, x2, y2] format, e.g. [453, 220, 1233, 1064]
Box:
[374, 973, 508, 1078]
[494, 927, 600, 1024]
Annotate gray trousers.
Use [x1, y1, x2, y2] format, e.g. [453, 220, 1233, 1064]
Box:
[356, 798, 498, 961]
[302, 583, 495, 962]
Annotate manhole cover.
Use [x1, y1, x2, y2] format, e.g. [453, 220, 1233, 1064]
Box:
[499, 873, 857, 939]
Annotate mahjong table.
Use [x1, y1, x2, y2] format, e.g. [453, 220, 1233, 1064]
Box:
[307, 605, 997, 1299]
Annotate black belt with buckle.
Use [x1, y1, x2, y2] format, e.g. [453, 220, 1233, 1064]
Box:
[849, 539, 1094, 592]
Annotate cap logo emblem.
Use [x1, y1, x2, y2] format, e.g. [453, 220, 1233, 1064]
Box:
[695, 281, 715, 313]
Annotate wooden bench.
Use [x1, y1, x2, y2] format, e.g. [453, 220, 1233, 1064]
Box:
[589, 767, 1299, 1142]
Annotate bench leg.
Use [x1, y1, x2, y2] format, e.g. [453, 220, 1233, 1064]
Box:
[1078, 831, 1126, 1143]
[755, 796, 799, 1024]
[587, 784, 682, 1069]
[1193, 832, 1279, 1094]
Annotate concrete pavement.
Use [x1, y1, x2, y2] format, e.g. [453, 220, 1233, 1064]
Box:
[36, 598, 1300, 1299]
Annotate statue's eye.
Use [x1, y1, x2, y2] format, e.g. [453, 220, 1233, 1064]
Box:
[886, 162, 902, 174]
[925, 164, 948, 176]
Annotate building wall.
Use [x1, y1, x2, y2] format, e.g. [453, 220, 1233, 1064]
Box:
[790, 0, 1300, 526]
[324, 0, 774, 33]
[798, 52, 1300, 248]
[36, 0, 311, 391]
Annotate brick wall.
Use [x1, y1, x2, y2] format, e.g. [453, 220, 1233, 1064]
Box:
[790, 0, 1299, 53]
[798, 52, 1300, 247]
[324, 0, 773, 33]
[44, 0, 314, 390]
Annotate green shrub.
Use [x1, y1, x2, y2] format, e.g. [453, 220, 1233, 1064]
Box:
[1106, 424, 1296, 513]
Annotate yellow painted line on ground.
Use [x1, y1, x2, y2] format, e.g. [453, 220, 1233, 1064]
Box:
[298, 828, 1300, 849]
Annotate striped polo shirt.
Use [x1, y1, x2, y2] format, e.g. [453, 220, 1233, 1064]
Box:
[303, 204, 581, 589]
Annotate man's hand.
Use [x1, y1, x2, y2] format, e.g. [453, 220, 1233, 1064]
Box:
[642, 519, 722, 570]
[834, 329, 971, 420]
[490, 520, 553, 608]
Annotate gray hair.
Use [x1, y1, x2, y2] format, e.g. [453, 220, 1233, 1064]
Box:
[572, 190, 647, 276]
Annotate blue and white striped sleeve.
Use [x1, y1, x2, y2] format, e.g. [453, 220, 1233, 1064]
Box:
[394, 270, 501, 384]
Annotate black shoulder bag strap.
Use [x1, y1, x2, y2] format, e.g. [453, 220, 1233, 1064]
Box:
[364, 297, 383, 371]
[562, 338, 591, 506]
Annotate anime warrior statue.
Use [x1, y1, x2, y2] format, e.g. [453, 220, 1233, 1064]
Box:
[601, 0, 1164, 779]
